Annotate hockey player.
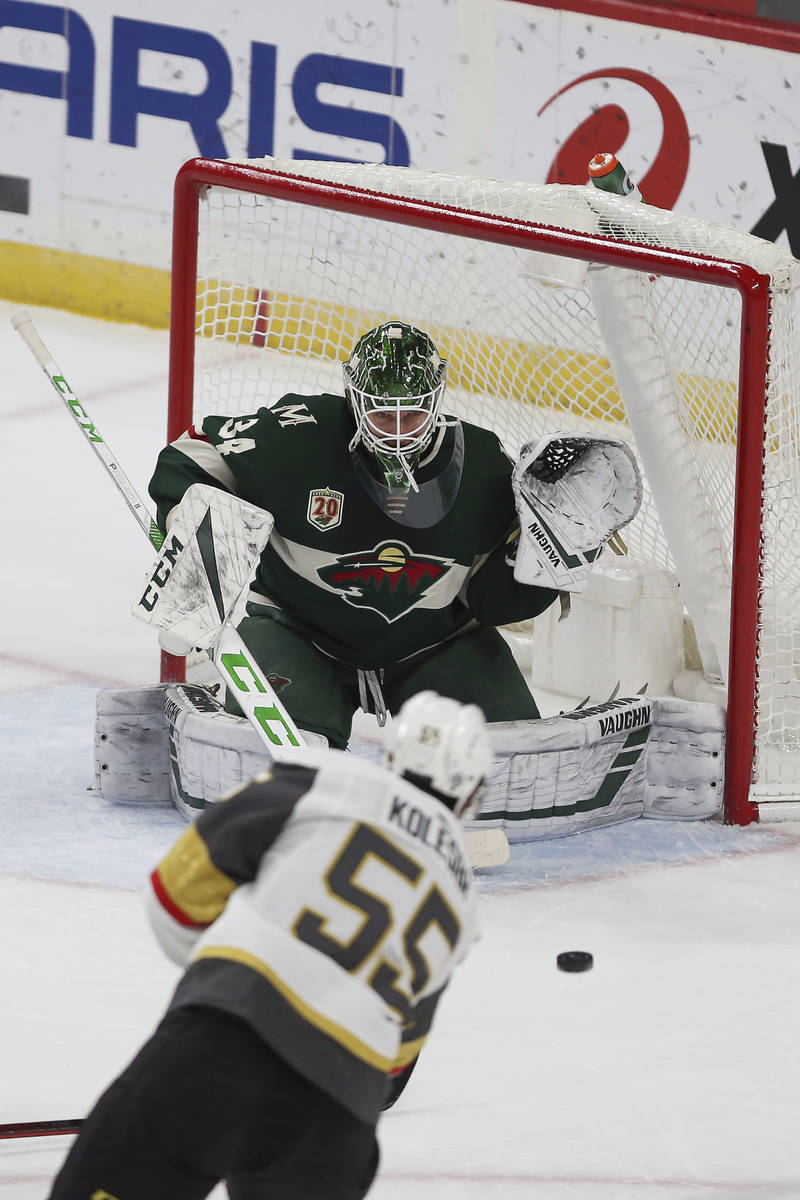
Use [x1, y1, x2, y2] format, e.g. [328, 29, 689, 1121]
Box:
[48, 692, 491, 1200]
[105, 321, 719, 839]
[148, 321, 562, 747]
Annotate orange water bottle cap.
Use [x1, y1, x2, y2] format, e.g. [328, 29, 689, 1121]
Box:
[588, 153, 619, 179]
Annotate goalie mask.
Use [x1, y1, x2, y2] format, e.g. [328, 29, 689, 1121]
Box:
[344, 322, 448, 496]
[384, 691, 493, 818]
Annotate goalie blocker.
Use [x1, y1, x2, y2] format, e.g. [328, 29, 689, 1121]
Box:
[95, 685, 724, 842]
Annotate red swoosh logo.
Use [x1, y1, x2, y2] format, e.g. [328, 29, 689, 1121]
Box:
[538, 68, 689, 209]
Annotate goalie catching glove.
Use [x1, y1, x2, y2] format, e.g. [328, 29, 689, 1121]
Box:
[512, 432, 642, 592]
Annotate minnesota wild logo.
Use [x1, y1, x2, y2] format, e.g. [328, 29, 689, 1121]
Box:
[266, 671, 292, 694]
[317, 541, 452, 622]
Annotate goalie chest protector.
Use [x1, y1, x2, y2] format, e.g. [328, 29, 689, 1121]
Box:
[150, 396, 525, 666]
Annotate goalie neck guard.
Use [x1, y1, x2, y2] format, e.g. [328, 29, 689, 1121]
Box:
[344, 322, 449, 497]
[350, 421, 465, 528]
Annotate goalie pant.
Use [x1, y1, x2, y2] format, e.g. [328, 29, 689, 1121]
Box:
[95, 686, 724, 839]
[51, 749, 478, 1200]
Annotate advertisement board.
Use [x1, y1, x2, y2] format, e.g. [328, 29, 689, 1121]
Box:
[1, 0, 799, 322]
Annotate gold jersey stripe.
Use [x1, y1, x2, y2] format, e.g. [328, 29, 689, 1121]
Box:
[194, 944, 397, 1073]
[392, 1034, 426, 1070]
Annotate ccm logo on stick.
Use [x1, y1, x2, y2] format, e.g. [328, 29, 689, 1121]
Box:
[137, 534, 184, 612]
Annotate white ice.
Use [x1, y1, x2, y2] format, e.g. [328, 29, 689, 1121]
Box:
[2, 302, 800, 1199]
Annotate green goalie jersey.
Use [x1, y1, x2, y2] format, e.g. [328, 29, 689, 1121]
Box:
[148, 395, 557, 668]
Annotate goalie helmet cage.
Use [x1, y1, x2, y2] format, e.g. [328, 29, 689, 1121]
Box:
[165, 155, 800, 827]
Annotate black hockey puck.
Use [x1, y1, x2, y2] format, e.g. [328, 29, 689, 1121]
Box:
[557, 950, 593, 973]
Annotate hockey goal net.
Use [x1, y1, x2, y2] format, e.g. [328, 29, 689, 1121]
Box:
[167, 155, 800, 825]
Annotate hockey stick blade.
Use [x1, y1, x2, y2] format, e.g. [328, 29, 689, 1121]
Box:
[463, 828, 509, 869]
[0, 1119, 83, 1140]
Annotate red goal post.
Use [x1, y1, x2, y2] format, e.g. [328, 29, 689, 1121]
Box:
[166, 155, 800, 827]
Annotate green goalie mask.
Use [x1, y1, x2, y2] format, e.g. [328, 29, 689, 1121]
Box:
[343, 322, 448, 492]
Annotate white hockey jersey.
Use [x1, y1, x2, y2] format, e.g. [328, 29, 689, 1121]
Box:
[146, 747, 479, 1123]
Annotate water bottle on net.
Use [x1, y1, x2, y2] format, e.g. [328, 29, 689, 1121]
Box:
[587, 152, 644, 203]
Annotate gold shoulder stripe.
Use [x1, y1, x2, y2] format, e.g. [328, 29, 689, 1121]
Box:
[155, 824, 236, 927]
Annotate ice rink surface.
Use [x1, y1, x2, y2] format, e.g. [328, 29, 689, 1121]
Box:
[2, 302, 800, 1198]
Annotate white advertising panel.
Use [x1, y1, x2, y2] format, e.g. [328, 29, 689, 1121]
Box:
[495, 4, 800, 251]
[0, 0, 798, 286]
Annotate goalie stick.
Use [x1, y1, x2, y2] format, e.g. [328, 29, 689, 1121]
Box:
[11, 310, 303, 756]
[11, 312, 164, 551]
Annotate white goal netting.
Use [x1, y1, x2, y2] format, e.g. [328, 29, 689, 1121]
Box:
[171, 156, 800, 816]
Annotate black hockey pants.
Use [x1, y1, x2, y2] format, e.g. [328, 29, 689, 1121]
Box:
[48, 1006, 379, 1200]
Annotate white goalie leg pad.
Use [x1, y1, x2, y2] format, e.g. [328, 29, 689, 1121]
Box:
[95, 684, 327, 817]
[471, 695, 724, 841]
[642, 696, 725, 820]
[95, 685, 172, 805]
[163, 684, 328, 819]
[164, 684, 271, 819]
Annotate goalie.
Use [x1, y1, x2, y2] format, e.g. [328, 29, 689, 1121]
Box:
[147, 322, 638, 739]
[104, 320, 722, 836]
